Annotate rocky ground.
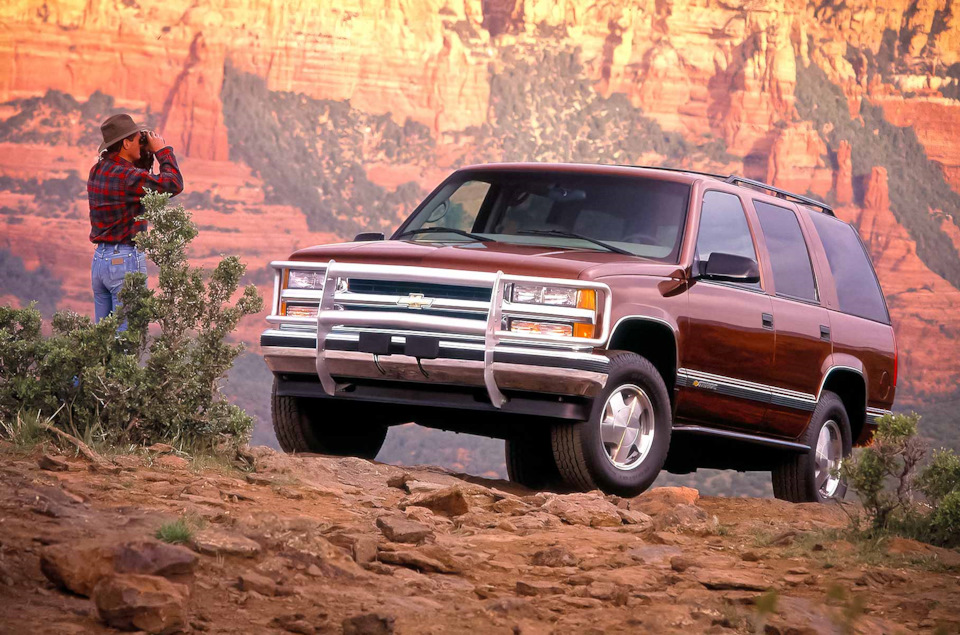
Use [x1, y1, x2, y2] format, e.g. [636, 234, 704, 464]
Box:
[0, 443, 958, 634]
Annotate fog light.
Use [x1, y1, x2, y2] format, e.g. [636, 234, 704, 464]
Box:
[283, 303, 318, 318]
[509, 320, 573, 337]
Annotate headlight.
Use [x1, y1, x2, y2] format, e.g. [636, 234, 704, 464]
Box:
[510, 284, 597, 312]
[287, 269, 325, 289]
[511, 284, 578, 306]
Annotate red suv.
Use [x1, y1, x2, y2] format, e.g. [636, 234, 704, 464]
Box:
[261, 165, 896, 502]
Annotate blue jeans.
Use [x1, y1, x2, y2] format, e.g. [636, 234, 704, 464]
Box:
[92, 243, 146, 331]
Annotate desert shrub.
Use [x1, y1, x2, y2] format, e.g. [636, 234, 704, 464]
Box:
[0, 191, 262, 449]
[842, 412, 960, 546]
[917, 449, 960, 504]
[842, 413, 925, 530]
[155, 518, 194, 545]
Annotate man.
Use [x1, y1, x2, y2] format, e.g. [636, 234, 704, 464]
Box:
[88, 113, 183, 328]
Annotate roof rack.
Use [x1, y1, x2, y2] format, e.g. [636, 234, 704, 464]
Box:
[724, 176, 835, 217]
[624, 165, 835, 216]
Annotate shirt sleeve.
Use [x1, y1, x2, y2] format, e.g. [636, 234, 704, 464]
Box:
[126, 147, 184, 197]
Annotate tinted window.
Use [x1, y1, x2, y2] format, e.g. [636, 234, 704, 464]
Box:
[401, 172, 691, 262]
[754, 201, 817, 302]
[809, 213, 890, 324]
[696, 191, 759, 288]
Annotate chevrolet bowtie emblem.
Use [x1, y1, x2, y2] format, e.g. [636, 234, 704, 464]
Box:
[397, 293, 433, 310]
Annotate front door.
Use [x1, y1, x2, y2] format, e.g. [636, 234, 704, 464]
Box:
[677, 191, 775, 431]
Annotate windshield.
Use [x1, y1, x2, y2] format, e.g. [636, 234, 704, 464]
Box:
[396, 170, 691, 262]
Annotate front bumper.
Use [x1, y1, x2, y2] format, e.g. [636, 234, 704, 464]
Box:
[262, 329, 610, 399]
[261, 259, 614, 411]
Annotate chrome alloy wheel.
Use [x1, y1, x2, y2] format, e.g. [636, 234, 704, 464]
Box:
[816, 420, 843, 498]
[599, 384, 656, 470]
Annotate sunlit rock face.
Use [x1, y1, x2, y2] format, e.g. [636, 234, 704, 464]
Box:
[0, 0, 959, 404]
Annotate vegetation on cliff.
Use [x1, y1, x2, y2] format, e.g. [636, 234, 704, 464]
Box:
[0, 191, 262, 449]
[220, 62, 429, 235]
[795, 60, 960, 291]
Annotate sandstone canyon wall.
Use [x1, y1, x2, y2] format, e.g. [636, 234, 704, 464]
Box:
[1, 0, 959, 422]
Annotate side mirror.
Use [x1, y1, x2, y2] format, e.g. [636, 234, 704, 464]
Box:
[700, 252, 760, 283]
[353, 232, 385, 242]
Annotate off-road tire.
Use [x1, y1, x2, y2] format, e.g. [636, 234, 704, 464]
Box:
[505, 426, 566, 492]
[551, 352, 672, 497]
[772, 390, 852, 503]
[271, 378, 388, 458]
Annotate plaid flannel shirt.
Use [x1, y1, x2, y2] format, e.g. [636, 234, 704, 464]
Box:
[88, 146, 184, 244]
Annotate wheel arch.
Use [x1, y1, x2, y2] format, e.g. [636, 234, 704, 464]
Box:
[607, 316, 679, 403]
[818, 366, 867, 445]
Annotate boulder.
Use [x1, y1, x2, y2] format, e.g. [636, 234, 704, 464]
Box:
[629, 487, 700, 516]
[399, 486, 470, 517]
[342, 612, 395, 635]
[238, 572, 278, 596]
[155, 455, 189, 469]
[652, 504, 709, 531]
[531, 546, 579, 568]
[93, 573, 188, 634]
[377, 545, 463, 574]
[693, 569, 770, 591]
[41, 540, 197, 597]
[541, 493, 622, 527]
[376, 515, 434, 544]
[190, 530, 261, 557]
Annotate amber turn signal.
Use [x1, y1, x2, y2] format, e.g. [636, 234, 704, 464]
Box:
[573, 323, 595, 338]
[576, 289, 597, 311]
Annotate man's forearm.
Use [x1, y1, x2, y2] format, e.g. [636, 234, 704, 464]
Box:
[136, 147, 184, 195]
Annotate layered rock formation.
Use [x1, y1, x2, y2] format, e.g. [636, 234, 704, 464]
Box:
[1, 0, 959, 407]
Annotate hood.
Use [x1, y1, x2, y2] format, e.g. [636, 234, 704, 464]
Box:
[289, 239, 681, 280]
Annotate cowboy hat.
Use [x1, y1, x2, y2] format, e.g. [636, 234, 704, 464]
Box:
[98, 113, 148, 154]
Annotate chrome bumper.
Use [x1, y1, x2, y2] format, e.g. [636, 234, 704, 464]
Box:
[261, 259, 613, 406]
[262, 329, 609, 398]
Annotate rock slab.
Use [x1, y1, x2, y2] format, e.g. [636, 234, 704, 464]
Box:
[93, 573, 188, 634]
[41, 540, 197, 597]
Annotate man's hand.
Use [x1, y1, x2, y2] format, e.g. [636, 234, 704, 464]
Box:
[145, 130, 167, 153]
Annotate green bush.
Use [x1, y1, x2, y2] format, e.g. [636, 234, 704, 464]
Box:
[917, 449, 960, 505]
[841, 413, 925, 530]
[0, 191, 262, 449]
[842, 412, 960, 547]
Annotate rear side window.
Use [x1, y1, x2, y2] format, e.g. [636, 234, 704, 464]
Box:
[696, 191, 759, 289]
[753, 201, 818, 302]
[809, 213, 890, 324]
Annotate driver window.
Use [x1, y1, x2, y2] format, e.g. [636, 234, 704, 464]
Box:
[420, 180, 491, 231]
[696, 191, 759, 287]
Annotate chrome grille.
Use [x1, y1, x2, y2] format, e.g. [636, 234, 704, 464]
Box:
[347, 279, 491, 302]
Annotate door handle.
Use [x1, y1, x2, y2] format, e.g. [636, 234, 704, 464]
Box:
[820, 325, 831, 341]
[762, 313, 774, 329]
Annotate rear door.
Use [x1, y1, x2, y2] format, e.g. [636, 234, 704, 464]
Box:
[677, 190, 774, 431]
[752, 200, 832, 439]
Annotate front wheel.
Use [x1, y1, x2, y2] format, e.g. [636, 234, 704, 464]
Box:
[505, 426, 566, 492]
[551, 353, 672, 497]
[772, 390, 851, 503]
[271, 378, 389, 458]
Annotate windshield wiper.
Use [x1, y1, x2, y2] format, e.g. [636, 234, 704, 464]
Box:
[517, 229, 633, 256]
[398, 227, 497, 243]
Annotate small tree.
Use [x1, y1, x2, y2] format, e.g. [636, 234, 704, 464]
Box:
[842, 412, 960, 547]
[841, 413, 925, 531]
[0, 191, 263, 449]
